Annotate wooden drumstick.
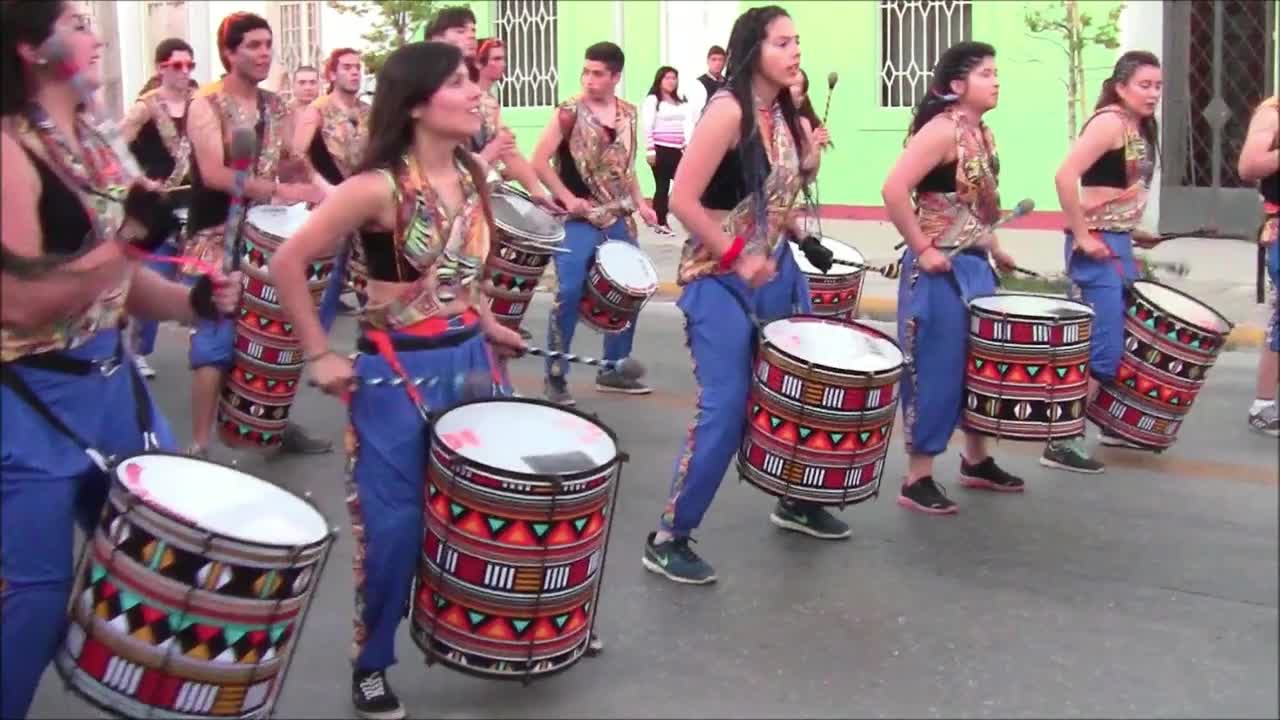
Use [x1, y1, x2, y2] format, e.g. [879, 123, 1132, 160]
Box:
[313, 347, 647, 389]
[821, 71, 839, 126]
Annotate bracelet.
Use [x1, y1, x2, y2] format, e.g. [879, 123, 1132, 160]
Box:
[719, 235, 746, 271]
[304, 349, 336, 363]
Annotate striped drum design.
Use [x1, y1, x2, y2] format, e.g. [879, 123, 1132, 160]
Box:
[411, 398, 622, 681]
[790, 236, 867, 320]
[738, 316, 904, 506]
[1086, 281, 1233, 450]
[579, 241, 658, 334]
[219, 205, 331, 451]
[963, 293, 1095, 440]
[484, 188, 565, 330]
[55, 454, 333, 719]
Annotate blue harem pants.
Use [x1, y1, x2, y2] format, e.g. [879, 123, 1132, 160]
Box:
[1064, 230, 1139, 383]
[896, 249, 997, 457]
[546, 218, 637, 380]
[1267, 240, 1279, 353]
[1, 330, 176, 719]
[659, 245, 812, 536]
[130, 241, 180, 357]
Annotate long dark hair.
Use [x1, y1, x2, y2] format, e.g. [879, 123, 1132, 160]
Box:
[647, 66, 685, 104]
[356, 42, 493, 230]
[723, 6, 807, 158]
[1094, 50, 1161, 152]
[794, 68, 820, 128]
[907, 40, 996, 138]
[1, 0, 64, 116]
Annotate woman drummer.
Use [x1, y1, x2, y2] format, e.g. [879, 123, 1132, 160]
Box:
[882, 41, 1024, 515]
[270, 42, 534, 720]
[1237, 95, 1278, 437]
[0, 3, 239, 717]
[1040, 51, 1162, 473]
[642, 6, 852, 587]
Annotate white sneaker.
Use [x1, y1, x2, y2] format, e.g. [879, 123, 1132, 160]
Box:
[134, 356, 156, 379]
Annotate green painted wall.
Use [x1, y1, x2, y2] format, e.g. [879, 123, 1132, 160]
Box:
[433, 0, 1126, 211]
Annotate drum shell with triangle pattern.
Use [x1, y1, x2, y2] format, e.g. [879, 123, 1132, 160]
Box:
[412, 421, 621, 680]
[738, 320, 904, 506]
[803, 269, 865, 321]
[55, 466, 330, 719]
[218, 222, 332, 452]
[578, 245, 657, 335]
[962, 295, 1095, 441]
[484, 230, 554, 329]
[1086, 281, 1232, 450]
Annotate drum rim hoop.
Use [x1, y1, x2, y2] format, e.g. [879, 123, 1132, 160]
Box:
[1129, 280, 1235, 337]
[760, 314, 904, 377]
[594, 240, 658, 294]
[111, 451, 334, 552]
[791, 236, 864, 278]
[430, 396, 624, 483]
[246, 204, 309, 239]
[967, 292, 1096, 321]
[491, 188, 567, 245]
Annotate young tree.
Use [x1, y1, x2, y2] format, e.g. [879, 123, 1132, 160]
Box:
[1025, 0, 1124, 143]
[327, 0, 444, 74]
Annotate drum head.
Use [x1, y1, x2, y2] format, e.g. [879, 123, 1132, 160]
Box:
[491, 190, 566, 245]
[790, 236, 864, 276]
[969, 293, 1094, 320]
[116, 454, 328, 547]
[247, 203, 311, 238]
[1132, 281, 1233, 335]
[434, 399, 618, 476]
[763, 316, 903, 373]
[597, 241, 658, 292]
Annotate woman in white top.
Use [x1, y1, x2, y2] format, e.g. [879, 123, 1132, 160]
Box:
[642, 65, 695, 234]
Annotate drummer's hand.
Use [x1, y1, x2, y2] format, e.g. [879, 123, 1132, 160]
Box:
[277, 182, 325, 206]
[734, 252, 776, 288]
[637, 202, 658, 227]
[991, 247, 1017, 274]
[1131, 228, 1162, 249]
[1076, 233, 1112, 260]
[557, 194, 593, 217]
[917, 246, 952, 274]
[209, 270, 243, 314]
[1262, 223, 1278, 247]
[308, 351, 356, 396]
[482, 320, 527, 359]
[530, 191, 566, 216]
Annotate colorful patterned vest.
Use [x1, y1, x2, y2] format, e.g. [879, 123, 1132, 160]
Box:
[915, 106, 1001, 250]
[310, 93, 370, 180]
[1082, 105, 1155, 232]
[136, 88, 193, 189]
[557, 95, 639, 237]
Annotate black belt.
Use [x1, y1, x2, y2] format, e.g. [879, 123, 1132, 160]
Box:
[0, 334, 157, 471]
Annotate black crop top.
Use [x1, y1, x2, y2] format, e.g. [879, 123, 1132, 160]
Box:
[357, 229, 421, 283]
[25, 148, 94, 255]
[1081, 147, 1127, 189]
[308, 132, 345, 187]
[702, 145, 772, 211]
[555, 126, 615, 200]
[917, 160, 958, 194]
[127, 115, 186, 184]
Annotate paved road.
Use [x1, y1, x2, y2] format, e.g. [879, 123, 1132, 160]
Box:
[32, 297, 1279, 719]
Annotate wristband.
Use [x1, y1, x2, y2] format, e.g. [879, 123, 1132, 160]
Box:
[719, 235, 746, 271]
[188, 275, 219, 321]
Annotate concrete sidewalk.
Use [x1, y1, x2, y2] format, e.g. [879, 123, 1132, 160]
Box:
[537, 218, 1273, 350]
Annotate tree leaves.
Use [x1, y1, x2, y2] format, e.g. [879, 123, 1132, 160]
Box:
[1022, 1, 1127, 143]
[327, 0, 447, 74]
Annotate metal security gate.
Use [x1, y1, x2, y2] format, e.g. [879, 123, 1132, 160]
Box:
[1160, 0, 1277, 238]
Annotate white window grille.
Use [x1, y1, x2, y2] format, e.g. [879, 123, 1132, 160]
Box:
[879, 0, 973, 108]
[143, 1, 189, 61]
[279, 1, 322, 73]
[493, 0, 560, 109]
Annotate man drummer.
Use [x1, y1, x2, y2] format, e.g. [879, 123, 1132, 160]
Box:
[183, 11, 330, 457]
[1238, 95, 1279, 436]
[531, 41, 659, 405]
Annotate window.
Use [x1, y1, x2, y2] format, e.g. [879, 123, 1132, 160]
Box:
[493, 0, 559, 108]
[879, 0, 972, 108]
[279, 1, 322, 74]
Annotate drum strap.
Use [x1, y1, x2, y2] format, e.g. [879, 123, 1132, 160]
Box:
[362, 328, 430, 419]
[0, 333, 157, 471]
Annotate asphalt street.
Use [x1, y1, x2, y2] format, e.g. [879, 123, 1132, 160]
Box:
[30, 296, 1279, 719]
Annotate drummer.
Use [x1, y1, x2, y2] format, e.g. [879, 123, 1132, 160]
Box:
[1039, 51, 1162, 473]
[882, 41, 1024, 515]
[642, 6, 850, 586]
[530, 41, 659, 405]
[269, 42, 531, 720]
[120, 37, 197, 379]
[182, 11, 330, 458]
[0, 3, 239, 717]
[1238, 94, 1279, 437]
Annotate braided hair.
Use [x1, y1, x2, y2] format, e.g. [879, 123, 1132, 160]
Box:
[907, 40, 996, 140]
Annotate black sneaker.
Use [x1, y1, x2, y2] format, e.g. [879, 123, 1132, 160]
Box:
[352, 669, 405, 720]
[769, 499, 851, 539]
[1040, 436, 1106, 473]
[958, 456, 1026, 492]
[642, 532, 717, 584]
[896, 477, 958, 515]
[545, 377, 575, 406]
[280, 422, 334, 455]
[595, 371, 652, 395]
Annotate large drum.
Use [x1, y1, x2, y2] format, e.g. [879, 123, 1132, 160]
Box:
[484, 188, 566, 331]
[56, 453, 334, 719]
[1086, 280, 1233, 450]
[412, 398, 622, 681]
[790, 236, 866, 320]
[219, 204, 332, 450]
[963, 293, 1095, 440]
[738, 316, 904, 506]
[579, 240, 658, 334]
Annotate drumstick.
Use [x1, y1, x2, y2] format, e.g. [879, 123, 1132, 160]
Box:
[314, 348, 646, 389]
[821, 71, 839, 127]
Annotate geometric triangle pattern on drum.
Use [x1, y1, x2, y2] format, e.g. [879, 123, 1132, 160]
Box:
[429, 591, 589, 641]
[747, 404, 888, 452]
[426, 482, 603, 548]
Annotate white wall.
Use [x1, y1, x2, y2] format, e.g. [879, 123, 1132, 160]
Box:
[660, 0, 738, 101]
[1119, 0, 1165, 229]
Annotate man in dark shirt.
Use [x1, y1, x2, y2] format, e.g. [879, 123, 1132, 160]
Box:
[690, 45, 727, 116]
